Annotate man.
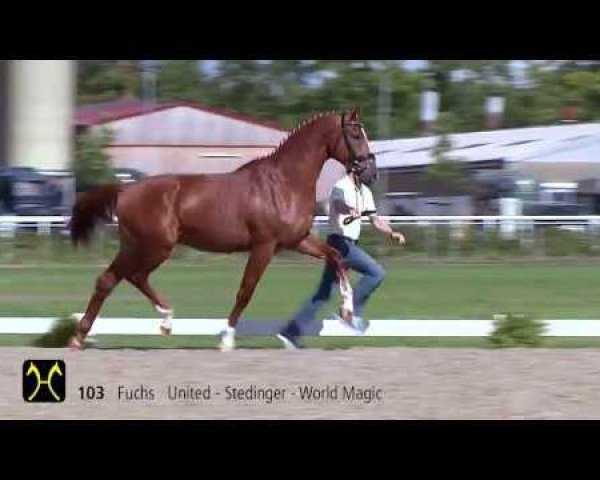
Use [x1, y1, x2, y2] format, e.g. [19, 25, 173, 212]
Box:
[277, 160, 405, 349]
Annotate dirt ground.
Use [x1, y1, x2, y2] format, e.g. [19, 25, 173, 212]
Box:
[3, 347, 600, 420]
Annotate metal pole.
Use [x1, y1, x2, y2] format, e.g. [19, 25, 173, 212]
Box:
[376, 67, 393, 213]
[377, 69, 392, 140]
[141, 60, 159, 110]
[0, 60, 8, 169]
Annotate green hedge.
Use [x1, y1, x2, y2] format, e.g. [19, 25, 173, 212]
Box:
[489, 313, 547, 348]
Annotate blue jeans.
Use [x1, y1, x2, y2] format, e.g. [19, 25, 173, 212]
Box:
[281, 234, 386, 339]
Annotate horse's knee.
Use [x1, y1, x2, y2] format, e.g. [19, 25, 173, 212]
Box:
[331, 250, 343, 265]
[127, 271, 143, 285]
[329, 253, 346, 276]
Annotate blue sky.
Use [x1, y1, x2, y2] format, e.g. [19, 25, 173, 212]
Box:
[200, 60, 429, 74]
[198, 60, 529, 87]
[404, 60, 428, 70]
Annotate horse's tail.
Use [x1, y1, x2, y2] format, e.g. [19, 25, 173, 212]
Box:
[69, 183, 123, 247]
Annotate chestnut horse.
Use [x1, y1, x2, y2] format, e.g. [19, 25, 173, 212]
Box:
[68, 108, 375, 351]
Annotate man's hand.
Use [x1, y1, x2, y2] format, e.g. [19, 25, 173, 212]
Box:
[349, 208, 361, 219]
[342, 208, 361, 225]
[390, 232, 405, 246]
[370, 216, 406, 245]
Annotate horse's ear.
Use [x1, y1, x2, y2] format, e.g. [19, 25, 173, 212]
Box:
[348, 107, 360, 121]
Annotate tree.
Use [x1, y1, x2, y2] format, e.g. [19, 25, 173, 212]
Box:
[73, 128, 115, 192]
[77, 60, 142, 104]
[425, 114, 470, 195]
[74, 60, 600, 139]
[157, 60, 204, 101]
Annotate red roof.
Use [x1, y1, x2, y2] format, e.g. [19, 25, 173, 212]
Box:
[75, 99, 289, 132]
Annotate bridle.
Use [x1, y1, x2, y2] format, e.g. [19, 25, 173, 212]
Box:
[340, 113, 378, 225]
[341, 114, 376, 178]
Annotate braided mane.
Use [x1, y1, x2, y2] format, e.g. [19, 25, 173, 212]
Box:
[237, 111, 341, 171]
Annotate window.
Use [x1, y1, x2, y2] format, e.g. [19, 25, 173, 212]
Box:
[13, 181, 41, 197]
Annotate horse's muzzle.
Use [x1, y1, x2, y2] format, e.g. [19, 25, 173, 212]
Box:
[356, 154, 378, 187]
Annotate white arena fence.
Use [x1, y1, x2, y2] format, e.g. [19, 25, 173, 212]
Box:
[3, 215, 600, 261]
[2, 215, 600, 234]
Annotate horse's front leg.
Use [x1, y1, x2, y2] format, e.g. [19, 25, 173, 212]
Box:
[294, 235, 354, 323]
[220, 242, 277, 352]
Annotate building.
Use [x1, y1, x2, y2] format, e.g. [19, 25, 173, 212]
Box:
[76, 99, 290, 176]
[76, 100, 288, 175]
[76, 99, 351, 202]
[371, 122, 600, 215]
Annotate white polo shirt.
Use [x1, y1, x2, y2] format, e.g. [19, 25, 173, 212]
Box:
[328, 174, 377, 241]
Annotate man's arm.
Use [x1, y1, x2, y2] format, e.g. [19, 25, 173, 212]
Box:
[332, 199, 359, 216]
[363, 186, 405, 245]
[370, 215, 405, 245]
[331, 187, 359, 217]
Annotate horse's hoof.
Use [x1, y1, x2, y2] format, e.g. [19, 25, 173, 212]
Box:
[159, 325, 172, 337]
[339, 308, 353, 323]
[219, 327, 236, 352]
[219, 341, 235, 352]
[68, 336, 83, 351]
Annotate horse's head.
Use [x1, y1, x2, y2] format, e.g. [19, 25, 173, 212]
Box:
[329, 108, 378, 187]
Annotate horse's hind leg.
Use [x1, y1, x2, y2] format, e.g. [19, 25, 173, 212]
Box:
[294, 235, 354, 322]
[125, 246, 174, 336]
[69, 249, 139, 349]
[220, 242, 276, 352]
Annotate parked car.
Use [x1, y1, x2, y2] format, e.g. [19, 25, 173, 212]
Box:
[0, 167, 69, 216]
[114, 168, 146, 184]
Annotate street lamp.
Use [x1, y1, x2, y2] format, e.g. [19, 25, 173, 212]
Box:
[377, 68, 392, 139]
[420, 71, 439, 136]
[485, 90, 505, 130]
[483, 66, 505, 130]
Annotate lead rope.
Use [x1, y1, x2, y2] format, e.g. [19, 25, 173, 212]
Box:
[354, 179, 363, 221]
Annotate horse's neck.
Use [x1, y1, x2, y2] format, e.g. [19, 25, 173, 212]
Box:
[274, 120, 334, 193]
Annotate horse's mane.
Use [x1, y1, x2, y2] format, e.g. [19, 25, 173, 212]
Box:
[236, 111, 340, 171]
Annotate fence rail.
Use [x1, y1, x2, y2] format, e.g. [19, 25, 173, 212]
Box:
[3, 215, 600, 260]
[2, 214, 600, 240]
[315, 215, 600, 226]
[3, 215, 600, 229]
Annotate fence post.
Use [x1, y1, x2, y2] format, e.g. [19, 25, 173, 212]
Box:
[0, 219, 16, 262]
[421, 220, 433, 257]
[37, 220, 52, 260]
[449, 219, 463, 257]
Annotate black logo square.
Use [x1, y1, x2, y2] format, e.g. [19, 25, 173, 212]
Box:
[22, 360, 66, 403]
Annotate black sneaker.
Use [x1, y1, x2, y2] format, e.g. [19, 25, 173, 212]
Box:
[276, 333, 304, 350]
